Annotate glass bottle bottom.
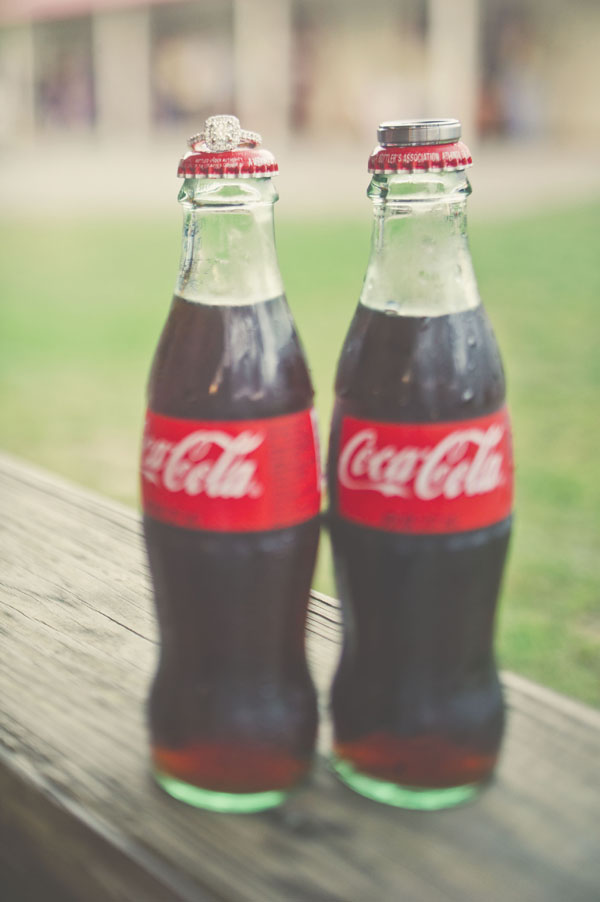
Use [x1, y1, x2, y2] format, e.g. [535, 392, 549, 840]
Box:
[331, 755, 480, 810]
[153, 769, 288, 813]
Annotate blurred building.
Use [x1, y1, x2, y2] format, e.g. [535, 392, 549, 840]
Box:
[0, 0, 598, 148]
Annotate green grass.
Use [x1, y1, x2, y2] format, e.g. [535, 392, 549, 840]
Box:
[1, 204, 598, 706]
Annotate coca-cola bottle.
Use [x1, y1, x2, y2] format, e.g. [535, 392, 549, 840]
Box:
[140, 116, 321, 812]
[327, 119, 514, 809]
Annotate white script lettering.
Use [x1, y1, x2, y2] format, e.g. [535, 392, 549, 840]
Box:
[142, 430, 264, 499]
[338, 425, 505, 501]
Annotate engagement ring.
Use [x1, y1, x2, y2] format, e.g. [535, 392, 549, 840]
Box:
[188, 116, 262, 152]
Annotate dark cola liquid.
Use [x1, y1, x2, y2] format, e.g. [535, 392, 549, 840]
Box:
[144, 294, 319, 797]
[328, 302, 512, 794]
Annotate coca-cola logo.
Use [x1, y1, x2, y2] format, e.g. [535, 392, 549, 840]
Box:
[338, 425, 505, 502]
[140, 409, 322, 532]
[335, 411, 513, 534]
[142, 429, 264, 500]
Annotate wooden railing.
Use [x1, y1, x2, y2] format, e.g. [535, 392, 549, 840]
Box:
[1, 452, 599, 901]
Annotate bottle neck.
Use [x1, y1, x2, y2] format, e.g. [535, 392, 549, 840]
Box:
[360, 170, 480, 317]
[175, 178, 283, 305]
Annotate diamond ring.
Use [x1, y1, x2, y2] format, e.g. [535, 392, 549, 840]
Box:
[188, 115, 262, 152]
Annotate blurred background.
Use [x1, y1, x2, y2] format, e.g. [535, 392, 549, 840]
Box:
[1, 0, 599, 705]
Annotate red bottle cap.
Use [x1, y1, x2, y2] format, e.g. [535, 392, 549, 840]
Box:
[178, 115, 278, 179]
[368, 118, 472, 174]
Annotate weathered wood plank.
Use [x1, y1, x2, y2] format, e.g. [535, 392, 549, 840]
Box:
[1, 452, 599, 902]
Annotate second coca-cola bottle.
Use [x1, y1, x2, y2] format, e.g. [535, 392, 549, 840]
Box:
[327, 119, 514, 809]
[140, 117, 321, 812]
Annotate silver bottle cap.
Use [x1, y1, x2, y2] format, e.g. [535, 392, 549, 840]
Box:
[377, 119, 462, 147]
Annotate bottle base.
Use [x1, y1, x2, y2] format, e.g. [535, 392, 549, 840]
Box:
[153, 770, 289, 813]
[331, 756, 480, 810]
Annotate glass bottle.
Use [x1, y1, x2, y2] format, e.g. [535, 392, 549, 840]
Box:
[141, 117, 321, 813]
[327, 119, 514, 809]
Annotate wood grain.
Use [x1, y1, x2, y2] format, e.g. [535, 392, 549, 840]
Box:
[1, 452, 599, 902]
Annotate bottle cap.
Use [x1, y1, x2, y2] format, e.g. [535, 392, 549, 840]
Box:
[369, 118, 472, 174]
[178, 115, 278, 179]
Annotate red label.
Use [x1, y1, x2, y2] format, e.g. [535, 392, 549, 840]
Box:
[336, 408, 513, 534]
[141, 409, 321, 531]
